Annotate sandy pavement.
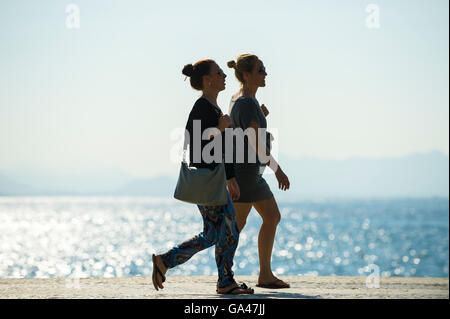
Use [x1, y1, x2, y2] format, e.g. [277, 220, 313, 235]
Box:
[0, 275, 448, 299]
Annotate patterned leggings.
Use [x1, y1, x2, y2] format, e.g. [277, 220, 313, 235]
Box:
[160, 191, 240, 288]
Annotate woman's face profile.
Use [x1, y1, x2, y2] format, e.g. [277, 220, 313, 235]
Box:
[252, 60, 267, 87]
[244, 59, 267, 88]
[205, 62, 227, 92]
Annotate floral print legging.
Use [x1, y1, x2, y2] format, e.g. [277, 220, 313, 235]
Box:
[160, 191, 240, 288]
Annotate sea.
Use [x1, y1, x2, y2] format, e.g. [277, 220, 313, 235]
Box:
[0, 196, 448, 279]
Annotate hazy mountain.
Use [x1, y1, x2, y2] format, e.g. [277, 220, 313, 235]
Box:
[111, 175, 177, 197]
[0, 174, 37, 196]
[266, 150, 449, 200]
[0, 151, 448, 199]
[0, 166, 135, 196]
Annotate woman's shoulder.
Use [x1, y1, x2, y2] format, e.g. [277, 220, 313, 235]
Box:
[232, 96, 259, 113]
[189, 97, 210, 115]
[192, 97, 209, 110]
[189, 97, 221, 123]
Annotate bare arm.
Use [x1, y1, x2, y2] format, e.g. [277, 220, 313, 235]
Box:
[247, 120, 290, 191]
[247, 120, 279, 173]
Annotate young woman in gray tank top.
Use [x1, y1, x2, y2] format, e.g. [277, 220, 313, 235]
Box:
[227, 54, 291, 289]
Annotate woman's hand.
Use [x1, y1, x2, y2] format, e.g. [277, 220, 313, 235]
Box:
[218, 114, 232, 132]
[226, 178, 240, 201]
[261, 104, 269, 117]
[275, 167, 290, 191]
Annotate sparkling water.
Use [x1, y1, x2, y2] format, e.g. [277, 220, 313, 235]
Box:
[0, 196, 448, 278]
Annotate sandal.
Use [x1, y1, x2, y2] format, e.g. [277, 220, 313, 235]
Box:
[152, 254, 166, 291]
[256, 278, 290, 289]
[217, 282, 254, 295]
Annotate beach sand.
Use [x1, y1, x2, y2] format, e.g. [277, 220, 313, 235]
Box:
[0, 276, 448, 299]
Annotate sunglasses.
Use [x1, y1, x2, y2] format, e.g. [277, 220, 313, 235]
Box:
[258, 65, 266, 74]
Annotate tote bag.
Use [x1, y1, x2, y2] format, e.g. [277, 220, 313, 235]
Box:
[173, 138, 228, 206]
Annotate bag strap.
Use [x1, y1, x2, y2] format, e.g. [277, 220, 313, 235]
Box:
[183, 128, 226, 165]
[182, 130, 189, 164]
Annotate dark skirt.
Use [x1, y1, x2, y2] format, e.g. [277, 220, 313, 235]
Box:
[233, 164, 273, 203]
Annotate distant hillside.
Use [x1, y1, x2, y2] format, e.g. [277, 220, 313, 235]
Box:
[267, 150, 449, 200]
[0, 174, 36, 196]
[0, 167, 134, 196]
[0, 151, 448, 199]
[111, 175, 177, 197]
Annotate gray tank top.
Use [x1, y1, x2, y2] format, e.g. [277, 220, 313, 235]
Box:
[229, 96, 268, 166]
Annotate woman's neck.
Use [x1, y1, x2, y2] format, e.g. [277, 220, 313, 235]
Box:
[241, 85, 258, 98]
[201, 90, 219, 107]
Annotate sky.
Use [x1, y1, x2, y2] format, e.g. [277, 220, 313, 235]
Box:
[0, 0, 448, 179]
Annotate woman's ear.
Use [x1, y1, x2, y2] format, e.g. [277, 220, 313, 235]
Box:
[202, 74, 212, 88]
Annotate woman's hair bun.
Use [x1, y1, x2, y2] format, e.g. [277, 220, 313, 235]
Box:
[227, 60, 237, 69]
[182, 64, 194, 77]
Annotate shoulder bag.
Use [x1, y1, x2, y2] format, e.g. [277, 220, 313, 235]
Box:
[173, 135, 228, 206]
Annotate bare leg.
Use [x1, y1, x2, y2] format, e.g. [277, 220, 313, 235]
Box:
[153, 255, 168, 289]
[253, 196, 288, 286]
[233, 202, 253, 233]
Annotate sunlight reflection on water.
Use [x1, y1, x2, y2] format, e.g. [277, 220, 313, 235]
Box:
[0, 196, 448, 278]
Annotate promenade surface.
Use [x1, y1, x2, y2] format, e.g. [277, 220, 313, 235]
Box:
[1, 275, 448, 299]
